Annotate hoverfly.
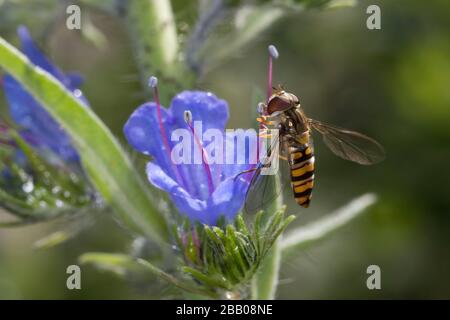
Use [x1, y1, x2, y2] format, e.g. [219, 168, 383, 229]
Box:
[247, 86, 385, 209]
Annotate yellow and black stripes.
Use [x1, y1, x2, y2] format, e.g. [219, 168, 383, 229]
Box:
[288, 144, 315, 207]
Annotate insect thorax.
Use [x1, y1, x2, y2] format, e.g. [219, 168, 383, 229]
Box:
[276, 106, 309, 141]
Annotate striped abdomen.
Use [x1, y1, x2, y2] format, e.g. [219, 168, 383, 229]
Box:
[288, 143, 315, 207]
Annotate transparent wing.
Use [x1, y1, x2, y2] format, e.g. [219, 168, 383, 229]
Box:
[241, 133, 290, 215]
[309, 119, 385, 165]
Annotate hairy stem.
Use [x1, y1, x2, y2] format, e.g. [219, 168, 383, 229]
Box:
[251, 175, 283, 299]
[125, 0, 194, 102]
[186, 0, 225, 74]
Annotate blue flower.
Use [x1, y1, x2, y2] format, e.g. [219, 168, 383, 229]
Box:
[124, 91, 256, 225]
[2, 26, 87, 164]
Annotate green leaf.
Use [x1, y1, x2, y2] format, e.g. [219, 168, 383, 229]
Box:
[80, 12, 108, 50]
[182, 266, 229, 291]
[235, 214, 250, 236]
[5, 131, 92, 214]
[33, 213, 94, 249]
[79, 252, 146, 277]
[33, 231, 73, 249]
[293, 0, 357, 9]
[225, 224, 247, 278]
[0, 126, 92, 220]
[80, 252, 218, 298]
[0, 36, 168, 244]
[137, 260, 219, 299]
[281, 193, 377, 254]
[252, 210, 264, 255]
[325, 0, 357, 9]
[176, 211, 293, 294]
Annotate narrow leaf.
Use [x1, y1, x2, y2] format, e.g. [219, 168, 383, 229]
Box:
[79, 252, 144, 277]
[281, 193, 378, 253]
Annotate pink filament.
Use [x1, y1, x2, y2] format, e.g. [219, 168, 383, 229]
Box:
[152, 85, 184, 185]
[153, 86, 170, 156]
[257, 52, 274, 163]
[187, 121, 215, 195]
[266, 55, 273, 104]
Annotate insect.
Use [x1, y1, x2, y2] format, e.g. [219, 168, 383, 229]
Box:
[249, 86, 385, 209]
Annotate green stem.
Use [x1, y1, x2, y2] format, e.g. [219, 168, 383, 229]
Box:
[251, 237, 281, 300]
[203, 5, 285, 72]
[126, 0, 195, 102]
[251, 175, 283, 299]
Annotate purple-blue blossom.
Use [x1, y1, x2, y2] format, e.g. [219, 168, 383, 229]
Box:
[2, 26, 87, 164]
[124, 90, 256, 225]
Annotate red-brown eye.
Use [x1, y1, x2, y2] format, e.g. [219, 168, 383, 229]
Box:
[267, 96, 293, 114]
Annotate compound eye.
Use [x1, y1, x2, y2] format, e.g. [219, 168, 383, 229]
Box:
[267, 96, 292, 114]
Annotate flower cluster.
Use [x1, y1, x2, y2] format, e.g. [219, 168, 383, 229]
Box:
[2, 26, 87, 165]
[0, 26, 93, 220]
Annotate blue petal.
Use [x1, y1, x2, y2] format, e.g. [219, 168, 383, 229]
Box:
[65, 72, 84, 89]
[17, 26, 65, 83]
[123, 102, 179, 178]
[126, 90, 256, 224]
[124, 102, 204, 200]
[146, 162, 211, 223]
[3, 75, 80, 162]
[124, 92, 230, 200]
[147, 162, 248, 225]
[220, 132, 258, 181]
[170, 91, 230, 196]
[1, 26, 90, 163]
[148, 161, 252, 225]
[17, 26, 89, 106]
[170, 91, 229, 132]
[207, 176, 250, 223]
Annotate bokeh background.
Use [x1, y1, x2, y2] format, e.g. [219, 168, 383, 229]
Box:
[0, 0, 449, 299]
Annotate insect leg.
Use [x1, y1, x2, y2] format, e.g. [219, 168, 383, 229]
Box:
[233, 167, 258, 181]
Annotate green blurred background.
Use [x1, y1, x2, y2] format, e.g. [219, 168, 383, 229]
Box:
[0, 0, 450, 299]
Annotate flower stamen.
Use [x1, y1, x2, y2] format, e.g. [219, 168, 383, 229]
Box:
[258, 45, 279, 163]
[184, 110, 215, 195]
[148, 76, 170, 153]
[148, 76, 184, 184]
[267, 44, 279, 103]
